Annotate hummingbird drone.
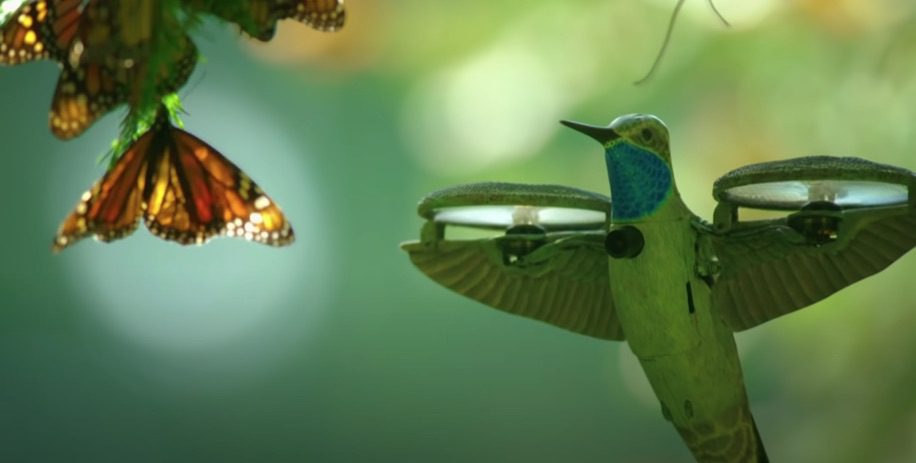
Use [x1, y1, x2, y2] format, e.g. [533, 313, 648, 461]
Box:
[401, 114, 916, 462]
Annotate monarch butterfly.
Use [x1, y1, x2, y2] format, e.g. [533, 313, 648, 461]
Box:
[187, 0, 346, 41]
[1, 0, 198, 138]
[53, 108, 295, 252]
[75, 0, 157, 63]
[50, 32, 198, 139]
[0, 0, 80, 64]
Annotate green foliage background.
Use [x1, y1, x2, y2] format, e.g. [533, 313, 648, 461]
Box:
[1, 1, 915, 461]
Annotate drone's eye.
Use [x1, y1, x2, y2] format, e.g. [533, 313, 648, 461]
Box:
[641, 128, 654, 143]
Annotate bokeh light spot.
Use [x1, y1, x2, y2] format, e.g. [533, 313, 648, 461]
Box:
[404, 45, 565, 175]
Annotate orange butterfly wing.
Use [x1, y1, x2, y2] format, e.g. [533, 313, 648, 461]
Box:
[245, 0, 280, 41]
[49, 61, 128, 139]
[0, 0, 81, 64]
[0, 0, 198, 139]
[188, 0, 345, 40]
[78, 0, 155, 62]
[184, 0, 278, 41]
[49, 30, 198, 139]
[142, 126, 294, 246]
[52, 129, 155, 252]
[54, 115, 293, 251]
[48, 0, 81, 51]
[291, 0, 345, 32]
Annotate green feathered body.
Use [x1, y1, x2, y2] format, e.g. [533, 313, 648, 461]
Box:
[599, 115, 767, 461]
[609, 198, 765, 461]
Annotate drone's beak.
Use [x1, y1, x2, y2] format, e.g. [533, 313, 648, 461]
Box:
[560, 120, 620, 145]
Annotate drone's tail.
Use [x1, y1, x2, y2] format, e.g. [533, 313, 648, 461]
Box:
[675, 401, 768, 463]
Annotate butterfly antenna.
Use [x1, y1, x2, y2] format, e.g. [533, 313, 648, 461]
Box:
[708, 0, 730, 27]
[180, 61, 207, 103]
[634, 0, 686, 85]
[167, 63, 207, 128]
[97, 141, 115, 167]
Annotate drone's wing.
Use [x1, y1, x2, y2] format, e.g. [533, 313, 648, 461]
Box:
[708, 207, 915, 330]
[707, 156, 916, 331]
[403, 232, 622, 340]
[401, 182, 624, 340]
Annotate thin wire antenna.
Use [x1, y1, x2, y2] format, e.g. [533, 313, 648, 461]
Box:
[175, 66, 208, 121]
[707, 0, 730, 26]
[634, 0, 731, 85]
[634, 0, 687, 85]
[179, 63, 207, 104]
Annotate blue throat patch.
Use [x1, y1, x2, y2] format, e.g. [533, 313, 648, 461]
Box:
[605, 142, 672, 221]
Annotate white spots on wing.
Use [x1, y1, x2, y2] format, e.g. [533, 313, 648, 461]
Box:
[254, 195, 270, 210]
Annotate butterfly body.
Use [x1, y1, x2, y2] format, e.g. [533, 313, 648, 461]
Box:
[53, 109, 294, 251]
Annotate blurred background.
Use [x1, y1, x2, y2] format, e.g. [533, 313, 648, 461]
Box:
[2, 0, 916, 461]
